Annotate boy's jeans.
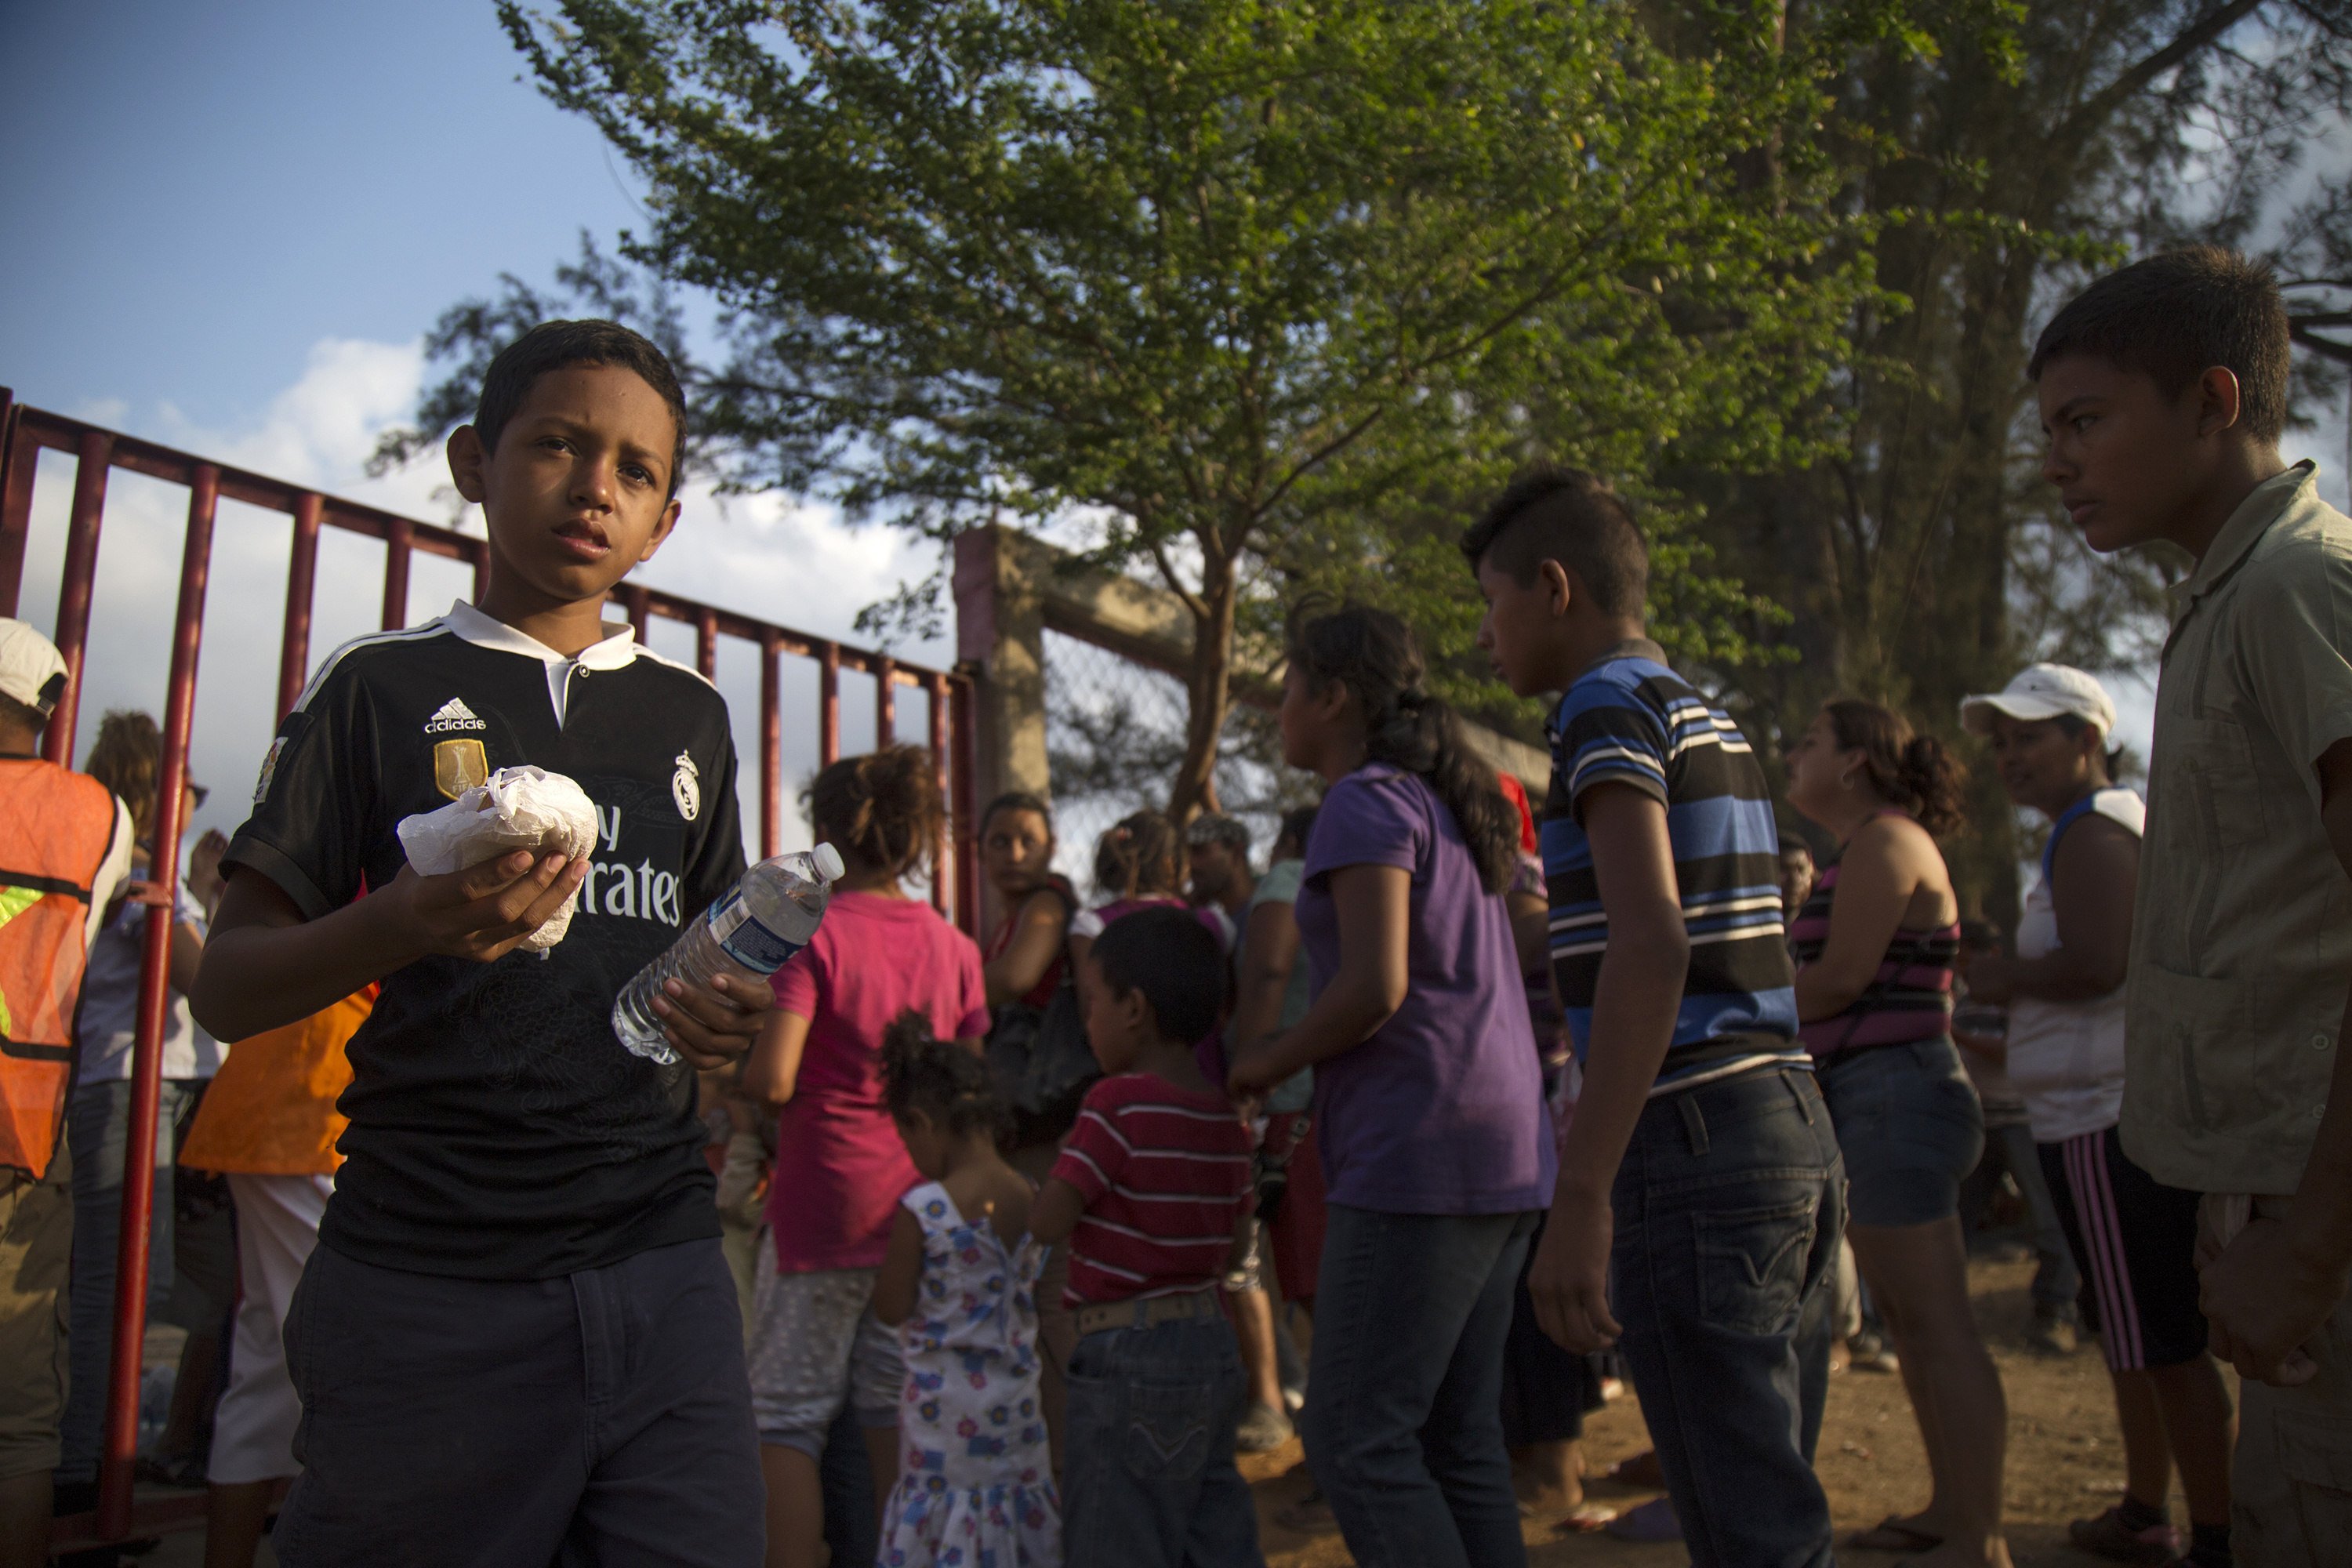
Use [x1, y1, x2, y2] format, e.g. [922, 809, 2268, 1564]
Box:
[1614, 1066, 1844, 1568]
[1305, 1205, 1540, 1568]
[59, 1077, 193, 1485]
[1063, 1315, 1262, 1567]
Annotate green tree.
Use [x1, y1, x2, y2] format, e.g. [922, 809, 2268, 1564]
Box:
[1678, 0, 2352, 916]
[392, 0, 1939, 819]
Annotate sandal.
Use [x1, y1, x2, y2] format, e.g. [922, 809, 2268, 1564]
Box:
[1552, 1502, 1620, 1534]
[1603, 1497, 1682, 1542]
[1846, 1515, 1944, 1553]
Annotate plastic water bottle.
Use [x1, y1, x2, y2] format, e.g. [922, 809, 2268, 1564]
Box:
[612, 843, 846, 1064]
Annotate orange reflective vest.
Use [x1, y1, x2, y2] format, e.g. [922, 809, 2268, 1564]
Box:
[1, 760, 120, 1178]
[181, 989, 374, 1178]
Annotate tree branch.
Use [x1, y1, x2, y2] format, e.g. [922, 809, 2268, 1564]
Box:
[2054, 0, 2273, 143]
[1149, 536, 1213, 622]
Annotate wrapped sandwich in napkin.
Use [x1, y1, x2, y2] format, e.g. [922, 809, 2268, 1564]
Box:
[395, 765, 599, 950]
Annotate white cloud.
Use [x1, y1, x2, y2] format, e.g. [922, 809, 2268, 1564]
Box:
[18, 336, 954, 862]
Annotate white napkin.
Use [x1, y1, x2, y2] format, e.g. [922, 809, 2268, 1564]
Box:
[395, 765, 599, 950]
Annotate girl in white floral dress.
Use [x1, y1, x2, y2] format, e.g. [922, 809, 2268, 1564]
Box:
[873, 1016, 1062, 1567]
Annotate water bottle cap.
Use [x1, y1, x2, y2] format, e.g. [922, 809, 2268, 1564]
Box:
[811, 842, 846, 883]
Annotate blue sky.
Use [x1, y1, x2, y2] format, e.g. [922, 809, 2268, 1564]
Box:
[0, 0, 944, 857]
[0, 2, 648, 430]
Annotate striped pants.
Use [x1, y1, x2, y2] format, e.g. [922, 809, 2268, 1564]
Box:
[2036, 1126, 2207, 1371]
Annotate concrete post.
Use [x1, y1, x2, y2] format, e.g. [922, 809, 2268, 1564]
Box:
[953, 525, 1051, 810]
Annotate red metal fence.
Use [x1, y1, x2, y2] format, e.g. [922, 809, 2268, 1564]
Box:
[0, 389, 978, 1542]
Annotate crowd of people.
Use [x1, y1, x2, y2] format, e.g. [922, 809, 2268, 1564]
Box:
[0, 241, 2345, 1568]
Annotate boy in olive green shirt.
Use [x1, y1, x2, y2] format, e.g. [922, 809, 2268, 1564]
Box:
[2035, 245, 2352, 1565]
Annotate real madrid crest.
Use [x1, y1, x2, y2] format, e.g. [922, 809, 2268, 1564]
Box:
[671, 750, 701, 822]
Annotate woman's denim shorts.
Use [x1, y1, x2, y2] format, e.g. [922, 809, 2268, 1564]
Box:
[1813, 1036, 1984, 1229]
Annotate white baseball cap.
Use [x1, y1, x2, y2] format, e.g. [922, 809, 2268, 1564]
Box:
[1959, 662, 2117, 739]
[0, 619, 69, 720]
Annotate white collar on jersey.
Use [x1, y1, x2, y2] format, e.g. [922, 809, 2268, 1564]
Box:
[443, 600, 640, 725]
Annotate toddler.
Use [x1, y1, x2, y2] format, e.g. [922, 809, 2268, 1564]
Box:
[871, 1014, 1060, 1566]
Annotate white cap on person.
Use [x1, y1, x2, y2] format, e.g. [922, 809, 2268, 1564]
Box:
[0, 619, 69, 719]
[1958, 662, 2116, 740]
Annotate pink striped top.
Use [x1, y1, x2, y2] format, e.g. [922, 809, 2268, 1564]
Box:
[1788, 858, 1958, 1056]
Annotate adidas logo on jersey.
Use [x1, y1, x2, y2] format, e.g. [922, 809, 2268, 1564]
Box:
[423, 698, 487, 734]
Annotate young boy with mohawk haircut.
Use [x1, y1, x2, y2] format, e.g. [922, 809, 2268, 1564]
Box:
[1466, 466, 1844, 1568]
[193, 321, 774, 1567]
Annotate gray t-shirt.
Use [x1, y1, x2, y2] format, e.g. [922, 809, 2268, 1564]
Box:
[74, 876, 220, 1085]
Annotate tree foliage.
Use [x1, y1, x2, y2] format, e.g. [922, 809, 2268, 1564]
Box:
[395, 0, 1949, 818]
[1676, 0, 2352, 916]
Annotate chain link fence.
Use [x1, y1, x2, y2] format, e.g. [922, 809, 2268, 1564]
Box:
[1043, 627, 1319, 897]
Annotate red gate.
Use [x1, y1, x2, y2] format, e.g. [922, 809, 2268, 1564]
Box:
[0, 388, 979, 1543]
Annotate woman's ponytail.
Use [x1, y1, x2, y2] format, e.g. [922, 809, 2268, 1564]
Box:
[1897, 735, 1966, 837]
[1287, 601, 1518, 895]
[1093, 811, 1180, 900]
[1825, 699, 1968, 838]
[807, 743, 944, 878]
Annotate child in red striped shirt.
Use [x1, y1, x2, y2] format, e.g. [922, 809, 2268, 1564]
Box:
[1029, 906, 1263, 1567]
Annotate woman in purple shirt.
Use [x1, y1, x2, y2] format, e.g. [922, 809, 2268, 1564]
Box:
[1230, 603, 1553, 1568]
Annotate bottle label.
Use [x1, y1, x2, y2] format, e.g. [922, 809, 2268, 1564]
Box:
[706, 889, 808, 974]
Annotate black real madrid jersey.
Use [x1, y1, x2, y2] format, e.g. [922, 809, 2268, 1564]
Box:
[223, 601, 746, 1279]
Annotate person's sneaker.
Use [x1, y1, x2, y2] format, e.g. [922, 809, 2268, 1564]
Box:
[1236, 1400, 1295, 1453]
[2071, 1505, 2183, 1564]
[2028, 1313, 2079, 1356]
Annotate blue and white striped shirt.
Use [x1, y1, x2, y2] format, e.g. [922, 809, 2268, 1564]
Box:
[1543, 641, 1802, 1093]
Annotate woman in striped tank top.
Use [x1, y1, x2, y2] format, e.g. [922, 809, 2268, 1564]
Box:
[1788, 699, 2012, 1568]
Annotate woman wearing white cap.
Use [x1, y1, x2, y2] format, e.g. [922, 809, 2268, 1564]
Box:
[1959, 664, 2234, 1568]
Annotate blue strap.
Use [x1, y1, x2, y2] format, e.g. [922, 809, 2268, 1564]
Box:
[2039, 794, 2102, 887]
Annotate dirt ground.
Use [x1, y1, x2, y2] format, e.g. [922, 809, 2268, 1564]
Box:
[1250, 1256, 2174, 1568]
[130, 1256, 2152, 1566]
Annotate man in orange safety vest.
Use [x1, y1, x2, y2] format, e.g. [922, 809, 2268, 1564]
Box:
[0, 619, 131, 1568]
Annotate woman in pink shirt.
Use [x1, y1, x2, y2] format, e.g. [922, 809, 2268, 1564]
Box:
[742, 745, 990, 1568]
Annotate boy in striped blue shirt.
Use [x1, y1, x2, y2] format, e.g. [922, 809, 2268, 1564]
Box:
[1466, 466, 1843, 1567]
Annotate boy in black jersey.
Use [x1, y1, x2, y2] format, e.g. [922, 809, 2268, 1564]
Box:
[193, 321, 773, 1567]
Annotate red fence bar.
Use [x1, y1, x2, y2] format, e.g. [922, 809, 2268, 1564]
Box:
[98, 463, 216, 1537]
[818, 641, 840, 768]
[696, 606, 719, 681]
[949, 675, 978, 932]
[380, 517, 412, 630]
[759, 630, 782, 860]
[875, 653, 897, 744]
[277, 493, 323, 719]
[45, 430, 113, 764]
[926, 673, 949, 913]
[0, 391, 31, 615]
[5, 403, 971, 891]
